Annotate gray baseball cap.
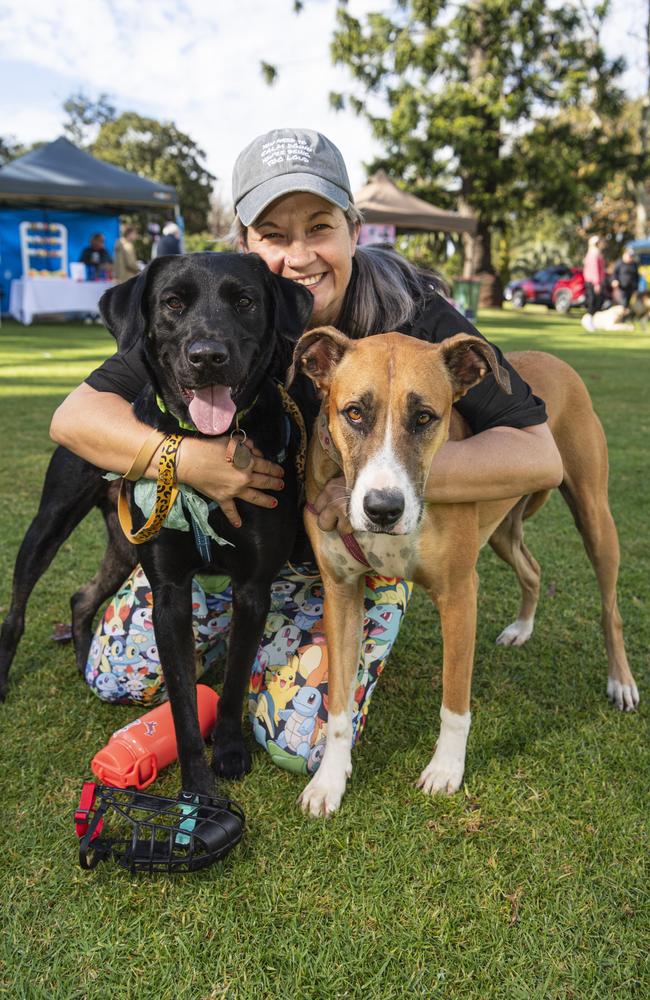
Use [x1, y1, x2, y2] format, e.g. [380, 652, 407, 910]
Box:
[233, 128, 353, 226]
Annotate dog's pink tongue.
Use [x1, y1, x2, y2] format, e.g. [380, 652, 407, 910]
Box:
[188, 385, 236, 435]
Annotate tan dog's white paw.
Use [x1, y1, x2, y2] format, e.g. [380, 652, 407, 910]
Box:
[418, 707, 470, 796]
[496, 617, 534, 647]
[417, 754, 464, 796]
[299, 768, 349, 817]
[607, 677, 640, 711]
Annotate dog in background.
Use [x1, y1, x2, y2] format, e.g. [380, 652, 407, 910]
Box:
[291, 328, 638, 817]
[581, 305, 634, 332]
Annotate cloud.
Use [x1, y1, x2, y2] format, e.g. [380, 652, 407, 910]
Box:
[0, 0, 384, 197]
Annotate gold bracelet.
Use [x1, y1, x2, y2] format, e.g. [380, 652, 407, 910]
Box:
[124, 427, 167, 481]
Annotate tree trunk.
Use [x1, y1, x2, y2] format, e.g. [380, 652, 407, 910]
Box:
[459, 2, 503, 308]
[459, 204, 503, 308]
[636, 1, 650, 239]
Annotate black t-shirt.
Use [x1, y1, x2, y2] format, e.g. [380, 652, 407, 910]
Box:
[80, 246, 112, 266]
[401, 293, 547, 432]
[85, 292, 546, 434]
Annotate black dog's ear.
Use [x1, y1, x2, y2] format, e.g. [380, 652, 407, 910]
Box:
[98, 258, 165, 350]
[440, 333, 512, 399]
[271, 272, 314, 341]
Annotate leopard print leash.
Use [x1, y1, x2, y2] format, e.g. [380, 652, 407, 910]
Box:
[117, 433, 183, 544]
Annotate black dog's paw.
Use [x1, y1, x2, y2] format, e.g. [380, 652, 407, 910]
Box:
[211, 739, 252, 781]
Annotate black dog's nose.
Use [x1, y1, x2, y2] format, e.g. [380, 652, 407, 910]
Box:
[363, 488, 405, 528]
[187, 339, 229, 368]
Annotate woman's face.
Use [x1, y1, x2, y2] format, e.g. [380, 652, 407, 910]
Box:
[245, 192, 359, 327]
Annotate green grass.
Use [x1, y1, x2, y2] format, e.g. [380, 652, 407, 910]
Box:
[0, 309, 648, 999]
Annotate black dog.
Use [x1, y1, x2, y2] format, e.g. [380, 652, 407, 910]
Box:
[1, 253, 313, 797]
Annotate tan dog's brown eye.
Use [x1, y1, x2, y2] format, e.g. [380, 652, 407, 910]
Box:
[416, 411, 435, 427]
[345, 406, 363, 424]
[166, 296, 183, 311]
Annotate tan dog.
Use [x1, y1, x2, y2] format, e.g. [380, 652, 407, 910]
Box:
[290, 328, 638, 817]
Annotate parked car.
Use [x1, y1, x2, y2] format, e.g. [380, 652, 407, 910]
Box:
[552, 269, 613, 314]
[504, 265, 574, 309]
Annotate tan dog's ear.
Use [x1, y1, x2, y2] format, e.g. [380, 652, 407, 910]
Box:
[440, 334, 512, 399]
[287, 326, 351, 392]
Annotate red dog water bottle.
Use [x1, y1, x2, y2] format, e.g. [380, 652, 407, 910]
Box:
[91, 684, 219, 790]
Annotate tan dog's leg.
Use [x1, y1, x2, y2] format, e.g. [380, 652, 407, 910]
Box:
[417, 570, 478, 795]
[490, 497, 543, 646]
[559, 469, 639, 710]
[299, 572, 365, 817]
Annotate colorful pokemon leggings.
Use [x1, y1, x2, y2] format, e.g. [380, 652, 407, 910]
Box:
[85, 564, 413, 776]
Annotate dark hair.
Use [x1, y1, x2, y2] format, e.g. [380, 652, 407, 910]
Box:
[336, 244, 448, 338]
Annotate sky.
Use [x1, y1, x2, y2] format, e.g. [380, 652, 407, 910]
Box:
[0, 0, 646, 209]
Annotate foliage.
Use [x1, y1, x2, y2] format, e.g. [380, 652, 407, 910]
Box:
[493, 211, 584, 283]
[0, 135, 26, 166]
[0, 315, 647, 997]
[395, 231, 462, 284]
[91, 112, 215, 234]
[260, 61, 278, 85]
[62, 91, 116, 147]
[182, 231, 231, 253]
[321, 0, 630, 303]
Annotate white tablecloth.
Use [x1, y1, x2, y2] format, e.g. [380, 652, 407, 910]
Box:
[9, 278, 115, 325]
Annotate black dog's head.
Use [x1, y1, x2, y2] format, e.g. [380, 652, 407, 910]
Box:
[99, 252, 313, 434]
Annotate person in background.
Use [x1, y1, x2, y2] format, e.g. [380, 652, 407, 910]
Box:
[582, 234, 606, 332]
[155, 221, 183, 256]
[79, 233, 112, 280]
[611, 248, 639, 310]
[113, 225, 140, 283]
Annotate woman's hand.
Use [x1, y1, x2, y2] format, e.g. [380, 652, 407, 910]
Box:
[177, 436, 284, 528]
[311, 475, 352, 534]
[50, 384, 285, 530]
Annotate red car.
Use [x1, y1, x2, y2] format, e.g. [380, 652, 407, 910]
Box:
[552, 269, 613, 314]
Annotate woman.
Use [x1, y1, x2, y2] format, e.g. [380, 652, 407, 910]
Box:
[113, 225, 140, 283]
[582, 234, 606, 331]
[51, 128, 562, 774]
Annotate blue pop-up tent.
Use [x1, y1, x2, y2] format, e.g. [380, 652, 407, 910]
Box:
[0, 137, 178, 311]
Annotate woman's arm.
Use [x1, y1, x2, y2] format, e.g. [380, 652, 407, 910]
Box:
[50, 383, 285, 528]
[424, 422, 563, 503]
[312, 422, 563, 532]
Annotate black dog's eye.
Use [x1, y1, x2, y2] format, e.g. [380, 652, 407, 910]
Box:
[236, 295, 253, 310]
[165, 296, 184, 312]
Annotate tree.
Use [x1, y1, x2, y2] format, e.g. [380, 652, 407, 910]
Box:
[91, 113, 215, 233]
[63, 91, 116, 147]
[0, 136, 26, 166]
[324, 0, 629, 304]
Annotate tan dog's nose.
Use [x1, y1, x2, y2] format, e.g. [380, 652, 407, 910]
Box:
[363, 488, 405, 530]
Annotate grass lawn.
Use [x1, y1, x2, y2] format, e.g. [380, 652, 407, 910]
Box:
[0, 308, 648, 999]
